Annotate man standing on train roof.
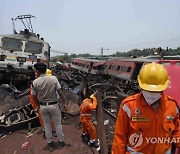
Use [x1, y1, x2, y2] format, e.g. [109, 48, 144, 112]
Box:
[112, 62, 180, 154]
[80, 90, 100, 150]
[31, 62, 65, 152]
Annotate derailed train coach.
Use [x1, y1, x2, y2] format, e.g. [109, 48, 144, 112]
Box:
[0, 16, 50, 88]
[71, 57, 157, 93]
[71, 57, 105, 75]
[71, 56, 180, 99]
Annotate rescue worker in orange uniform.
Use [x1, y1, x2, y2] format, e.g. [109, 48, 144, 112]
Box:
[80, 91, 100, 149]
[29, 69, 54, 138]
[112, 62, 180, 154]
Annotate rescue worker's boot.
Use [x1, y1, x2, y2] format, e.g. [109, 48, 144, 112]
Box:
[48, 141, 55, 152]
[89, 140, 100, 148]
[81, 133, 90, 143]
[58, 141, 65, 149]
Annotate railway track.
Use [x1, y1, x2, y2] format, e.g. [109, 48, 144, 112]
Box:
[93, 101, 118, 153]
[102, 108, 116, 152]
[92, 92, 128, 153]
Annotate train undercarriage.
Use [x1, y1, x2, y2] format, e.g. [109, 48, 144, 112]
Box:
[0, 67, 35, 90]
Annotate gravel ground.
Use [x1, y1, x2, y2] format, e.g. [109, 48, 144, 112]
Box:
[0, 115, 99, 154]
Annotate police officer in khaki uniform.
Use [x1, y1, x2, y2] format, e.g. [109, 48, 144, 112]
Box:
[31, 62, 65, 151]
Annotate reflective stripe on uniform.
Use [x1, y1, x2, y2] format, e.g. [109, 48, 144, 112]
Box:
[81, 113, 92, 116]
[127, 146, 143, 154]
[122, 104, 131, 118]
[175, 106, 179, 114]
[165, 148, 171, 154]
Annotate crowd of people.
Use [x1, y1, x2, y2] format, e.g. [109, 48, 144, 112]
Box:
[29, 62, 180, 153]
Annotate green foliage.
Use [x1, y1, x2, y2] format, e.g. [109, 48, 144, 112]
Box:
[114, 47, 180, 57]
[51, 47, 180, 62]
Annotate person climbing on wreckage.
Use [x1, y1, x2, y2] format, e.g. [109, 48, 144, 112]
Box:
[80, 89, 100, 151]
[29, 69, 57, 139]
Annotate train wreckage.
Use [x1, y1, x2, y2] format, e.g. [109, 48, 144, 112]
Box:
[0, 15, 180, 153]
[0, 15, 79, 132]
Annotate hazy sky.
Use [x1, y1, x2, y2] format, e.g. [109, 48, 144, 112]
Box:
[0, 0, 180, 56]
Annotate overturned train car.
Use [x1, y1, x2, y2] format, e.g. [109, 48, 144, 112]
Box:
[71, 57, 180, 103]
[71, 57, 157, 93]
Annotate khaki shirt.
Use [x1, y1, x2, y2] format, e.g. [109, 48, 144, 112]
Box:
[31, 74, 61, 103]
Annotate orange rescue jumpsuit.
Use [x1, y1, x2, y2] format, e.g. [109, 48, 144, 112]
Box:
[80, 95, 97, 140]
[112, 92, 180, 154]
[29, 86, 44, 128]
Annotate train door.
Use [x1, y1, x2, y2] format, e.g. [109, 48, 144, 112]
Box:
[131, 62, 143, 80]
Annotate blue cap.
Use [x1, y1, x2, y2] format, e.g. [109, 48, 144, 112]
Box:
[34, 62, 47, 71]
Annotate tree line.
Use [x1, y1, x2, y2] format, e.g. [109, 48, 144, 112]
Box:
[51, 47, 180, 63]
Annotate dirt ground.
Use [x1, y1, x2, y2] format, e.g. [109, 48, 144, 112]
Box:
[0, 116, 99, 154]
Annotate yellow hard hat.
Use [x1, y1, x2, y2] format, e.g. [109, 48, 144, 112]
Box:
[138, 62, 170, 92]
[90, 94, 94, 99]
[46, 69, 52, 76]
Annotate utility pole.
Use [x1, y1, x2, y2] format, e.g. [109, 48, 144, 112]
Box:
[101, 47, 108, 56]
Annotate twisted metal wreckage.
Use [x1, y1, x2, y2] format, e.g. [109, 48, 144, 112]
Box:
[0, 62, 129, 135]
[0, 14, 137, 135]
[1, 15, 179, 153]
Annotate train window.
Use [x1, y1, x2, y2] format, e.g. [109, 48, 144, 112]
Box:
[127, 67, 131, 72]
[112, 65, 117, 70]
[176, 62, 180, 66]
[109, 65, 112, 69]
[25, 41, 43, 54]
[121, 66, 126, 72]
[0, 55, 6, 61]
[2, 38, 22, 51]
[121, 66, 131, 72]
[117, 66, 121, 71]
[120, 66, 124, 72]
